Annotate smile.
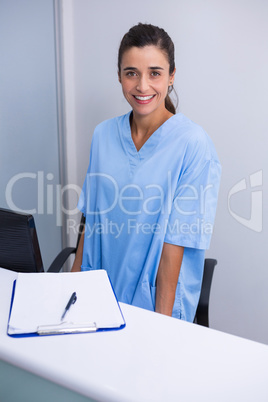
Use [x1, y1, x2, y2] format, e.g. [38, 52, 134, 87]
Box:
[133, 95, 155, 100]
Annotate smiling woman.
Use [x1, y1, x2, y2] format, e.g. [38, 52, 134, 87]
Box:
[118, 47, 175, 152]
[119, 45, 175, 149]
[118, 23, 177, 115]
[72, 23, 221, 323]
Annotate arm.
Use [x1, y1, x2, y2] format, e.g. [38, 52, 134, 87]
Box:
[155, 242, 184, 316]
[71, 231, 84, 272]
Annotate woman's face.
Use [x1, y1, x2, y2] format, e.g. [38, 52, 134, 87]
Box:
[119, 45, 175, 118]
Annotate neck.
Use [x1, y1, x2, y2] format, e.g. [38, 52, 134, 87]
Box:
[131, 108, 173, 151]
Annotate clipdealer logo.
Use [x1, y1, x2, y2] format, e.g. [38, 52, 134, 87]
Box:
[228, 170, 263, 232]
[5, 170, 216, 233]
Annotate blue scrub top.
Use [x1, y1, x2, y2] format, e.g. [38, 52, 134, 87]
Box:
[78, 111, 221, 322]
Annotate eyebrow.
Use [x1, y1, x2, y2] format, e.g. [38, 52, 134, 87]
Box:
[123, 66, 164, 71]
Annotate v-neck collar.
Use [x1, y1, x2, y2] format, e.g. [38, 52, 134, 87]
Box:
[121, 110, 178, 162]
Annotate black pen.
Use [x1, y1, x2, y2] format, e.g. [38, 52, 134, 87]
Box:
[61, 292, 77, 321]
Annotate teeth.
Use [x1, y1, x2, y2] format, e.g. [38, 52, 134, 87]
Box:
[134, 95, 154, 100]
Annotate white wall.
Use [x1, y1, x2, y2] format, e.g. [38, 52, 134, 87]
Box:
[0, 0, 62, 269]
[62, 0, 268, 344]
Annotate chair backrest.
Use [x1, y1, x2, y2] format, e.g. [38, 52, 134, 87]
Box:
[194, 258, 217, 327]
[0, 208, 44, 273]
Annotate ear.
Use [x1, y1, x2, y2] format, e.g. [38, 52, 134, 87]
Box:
[118, 71, 121, 84]
[169, 68, 176, 85]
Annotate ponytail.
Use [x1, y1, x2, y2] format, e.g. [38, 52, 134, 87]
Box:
[165, 85, 178, 114]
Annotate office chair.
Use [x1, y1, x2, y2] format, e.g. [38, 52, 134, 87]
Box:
[0, 208, 84, 273]
[194, 258, 217, 328]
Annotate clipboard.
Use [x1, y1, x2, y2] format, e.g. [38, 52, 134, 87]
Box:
[7, 270, 126, 337]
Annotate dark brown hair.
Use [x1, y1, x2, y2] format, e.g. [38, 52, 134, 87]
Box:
[118, 23, 178, 114]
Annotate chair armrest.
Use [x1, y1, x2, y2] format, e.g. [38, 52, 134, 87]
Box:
[194, 258, 217, 327]
[47, 247, 76, 273]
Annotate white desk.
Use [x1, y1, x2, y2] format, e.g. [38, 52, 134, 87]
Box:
[0, 267, 268, 402]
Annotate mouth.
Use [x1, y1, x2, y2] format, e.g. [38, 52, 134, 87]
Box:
[132, 94, 156, 104]
[134, 95, 154, 100]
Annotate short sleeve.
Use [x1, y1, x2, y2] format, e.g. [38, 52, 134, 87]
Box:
[164, 131, 221, 250]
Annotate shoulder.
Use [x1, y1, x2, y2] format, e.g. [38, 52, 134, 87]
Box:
[171, 113, 209, 145]
[93, 112, 130, 139]
[171, 113, 220, 164]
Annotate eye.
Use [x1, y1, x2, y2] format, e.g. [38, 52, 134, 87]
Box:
[126, 71, 137, 77]
[151, 71, 160, 77]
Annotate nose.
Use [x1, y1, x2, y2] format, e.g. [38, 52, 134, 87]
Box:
[136, 75, 150, 93]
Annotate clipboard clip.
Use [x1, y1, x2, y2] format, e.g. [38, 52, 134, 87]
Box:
[37, 322, 98, 336]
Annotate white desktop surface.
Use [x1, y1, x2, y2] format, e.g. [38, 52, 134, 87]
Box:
[0, 268, 268, 402]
